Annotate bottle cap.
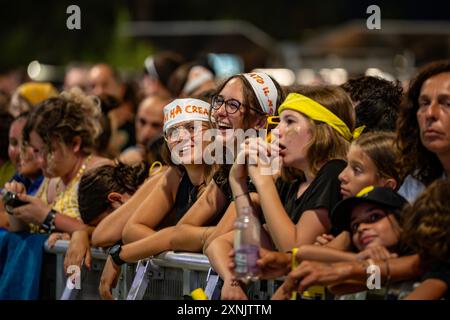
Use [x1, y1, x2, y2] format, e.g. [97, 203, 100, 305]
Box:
[191, 288, 208, 300]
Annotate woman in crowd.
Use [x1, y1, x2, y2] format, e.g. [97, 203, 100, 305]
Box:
[5, 88, 111, 234]
[397, 59, 450, 202]
[206, 86, 359, 299]
[99, 98, 215, 299]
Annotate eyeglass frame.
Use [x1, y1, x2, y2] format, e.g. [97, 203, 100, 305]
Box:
[163, 121, 209, 143]
[210, 94, 266, 115]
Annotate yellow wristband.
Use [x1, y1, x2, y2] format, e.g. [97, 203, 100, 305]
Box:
[290, 247, 299, 300]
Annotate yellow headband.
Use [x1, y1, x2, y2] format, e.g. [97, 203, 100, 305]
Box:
[278, 93, 364, 141]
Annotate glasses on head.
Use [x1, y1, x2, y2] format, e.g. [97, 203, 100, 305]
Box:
[211, 95, 265, 115]
[164, 122, 206, 143]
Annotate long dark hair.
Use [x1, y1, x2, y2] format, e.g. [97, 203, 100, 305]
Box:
[396, 60, 450, 185]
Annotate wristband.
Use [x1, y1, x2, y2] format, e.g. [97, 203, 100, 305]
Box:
[41, 209, 57, 233]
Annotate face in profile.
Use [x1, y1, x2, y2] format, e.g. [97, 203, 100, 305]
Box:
[339, 144, 393, 199]
[272, 109, 313, 169]
[29, 131, 74, 178]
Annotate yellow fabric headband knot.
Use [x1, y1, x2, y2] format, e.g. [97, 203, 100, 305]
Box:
[278, 93, 364, 142]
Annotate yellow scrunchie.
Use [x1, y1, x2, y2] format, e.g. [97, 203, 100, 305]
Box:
[278, 93, 364, 141]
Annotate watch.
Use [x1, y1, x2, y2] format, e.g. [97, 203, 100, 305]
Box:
[41, 209, 57, 232]
[108, 244, 126, 266]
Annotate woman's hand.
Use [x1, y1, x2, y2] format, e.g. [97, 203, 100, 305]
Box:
[99, 256, 121, 300]
[256, 248, 291, 279]
[220, 277, 248, 300]
[64, 229, 92, 273]
[356, 245, 397, 261]
[244, 138, 280, 184]
[282, 260, 353, 295]
[47, 232, 70, 248]
[314, 234, 335, 246]
[11, 193, 50, 225]
[3, 181, 27, 194]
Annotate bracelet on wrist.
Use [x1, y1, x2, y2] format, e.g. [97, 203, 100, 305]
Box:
[41, 209, 57, 233]
[232, 191, 249, 201]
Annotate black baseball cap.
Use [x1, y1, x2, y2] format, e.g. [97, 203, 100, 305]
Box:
[331, 186, 408, 232]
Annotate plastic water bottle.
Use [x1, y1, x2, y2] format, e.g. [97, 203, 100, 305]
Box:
[234, 206, 260, 283]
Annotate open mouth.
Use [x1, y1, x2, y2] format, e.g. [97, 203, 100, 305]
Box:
[217, 122, 233, 131]
[278, 143, 287, 156]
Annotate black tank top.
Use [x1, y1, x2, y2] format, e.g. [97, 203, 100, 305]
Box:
[173, 173, 200, 223]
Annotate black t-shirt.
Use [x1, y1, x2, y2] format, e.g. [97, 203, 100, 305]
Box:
[422, 261, 450, 300]
[274, 159, 346, 234]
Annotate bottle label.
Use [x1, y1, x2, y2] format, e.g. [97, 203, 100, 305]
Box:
[234, 244, 259, 276]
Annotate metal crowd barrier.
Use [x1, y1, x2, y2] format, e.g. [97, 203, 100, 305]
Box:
[44, 240, 276, 300]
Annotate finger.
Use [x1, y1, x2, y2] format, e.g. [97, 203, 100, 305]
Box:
[85, 249, 92, 270]
[16, 193, 33, 203]
[99, 283, 113, 300]
[298, 273, 319, 293]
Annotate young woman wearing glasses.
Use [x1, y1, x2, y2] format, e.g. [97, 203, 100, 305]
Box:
[170, 73, 284, 255]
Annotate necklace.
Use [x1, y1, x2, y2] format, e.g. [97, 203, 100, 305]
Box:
[55, 154, 93, 198]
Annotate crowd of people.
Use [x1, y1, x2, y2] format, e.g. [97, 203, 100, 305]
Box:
[0, 53, 448, 300]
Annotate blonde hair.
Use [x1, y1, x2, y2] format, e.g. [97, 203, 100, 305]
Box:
[23, 87, 102, 154]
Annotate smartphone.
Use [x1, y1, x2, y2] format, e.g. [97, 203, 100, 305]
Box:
[2, 191, 29, 214]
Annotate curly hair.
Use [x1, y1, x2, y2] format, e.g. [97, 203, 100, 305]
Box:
[78, 161, 149, 224]
[23, 87, 102, 155]
[341, 76, 403, 132]
[402, 180, 450, 265]
[396, 60, 450, 185]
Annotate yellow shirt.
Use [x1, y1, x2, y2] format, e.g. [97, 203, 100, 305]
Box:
[30, 155, 92, 233]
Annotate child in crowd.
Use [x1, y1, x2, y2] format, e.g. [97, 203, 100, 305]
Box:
[316, 131, 401, 248]
[268, 186, 408, 299]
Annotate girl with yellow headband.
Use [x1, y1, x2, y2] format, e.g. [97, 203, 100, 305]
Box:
[206, 86, 358, 299]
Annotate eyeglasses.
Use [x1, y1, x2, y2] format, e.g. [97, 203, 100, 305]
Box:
[211, 95, 265, 115]
[164, 122, 207, 143]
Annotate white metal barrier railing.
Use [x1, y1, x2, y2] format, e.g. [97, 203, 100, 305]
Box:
[44, 240, 224, 300]
[44, 240, 276, 300]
